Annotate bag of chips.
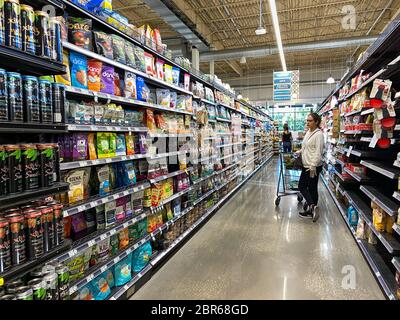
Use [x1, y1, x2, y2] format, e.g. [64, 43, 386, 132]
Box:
[116, 134, 127, 156]
[100, 65, 115, 95]
[114, 71, 122, 97]
[111, 35, 126, 64]
[88, 60, 102, 92]
[93, 31, 113, 59]
[55, 50, 72, 85]
[124, 72, 137, 99]
[68, 17, 93, 51]
[125, 42, 136, 68]
[70, 51, 88, 89]
[134, 46, 146, 73]
[144, 52, 155, 77]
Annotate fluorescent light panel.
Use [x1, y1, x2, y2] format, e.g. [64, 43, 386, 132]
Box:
[268, 0, 287, 72]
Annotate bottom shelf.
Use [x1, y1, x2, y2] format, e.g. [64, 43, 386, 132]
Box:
[108, 153, 274, 300]
[322, 176, 398, 300]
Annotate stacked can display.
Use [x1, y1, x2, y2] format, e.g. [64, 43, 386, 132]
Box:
[0, 261, 70, 300]
[0, 0, 62, 62]
[0, 68, 65, 123]
[0, 200, 65, 273]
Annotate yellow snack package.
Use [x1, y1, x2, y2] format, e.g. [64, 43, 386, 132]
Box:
[66, 169, 85, 204]
[88, 133, 97, 160]
[55, 50, 71, 86]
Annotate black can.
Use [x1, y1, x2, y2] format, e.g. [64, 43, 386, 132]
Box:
[52, 83, 65, 123]
[27, 278, 46, 300]
[37, 144, 54, 188]
[5, 145, 22, 193]
[0, 218, 11, 272]
[34, 11, 51, 59]
[43, 272, 58, 300]
[15, 286, 33, 300]
[5, 213, 25, 265]
[20, 144, 39, 191]
[55, 264, 70, 300]
[24, 210, 43, 260]
[22, 76, 40, 123]
[21, 4, 35, 54]
[0, 69, 8, 121]
[7, 72, 23, 122]
[50, 202, 63, 246]
[51, 143, 60, 183]
[0, 0, 5, 45]
[49, 18, 62, 62]
[39, 79, 52, 123]
[0, 146, 8, 195]
[4, 0, 21, 49]
[5, 279, 23, 294]
[37, 206, 53, 252]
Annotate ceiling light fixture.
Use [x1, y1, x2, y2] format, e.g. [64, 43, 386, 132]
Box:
[268, 0, 287, 72]
[255, 0, 267, 36]
[326, 75, 335, 84]
[240, 56, 247, 64]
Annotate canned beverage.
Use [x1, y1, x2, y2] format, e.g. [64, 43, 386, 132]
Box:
[4, 0, 21, 49]
[27, 278, 46, 300]
[0, 146, 8, 196]
[20, 144, 40, 191]
[37, 144, 54, 188]
[0, 69, 8, 121]
[5, 279, 23, 294]
[24, 210, 43, 260]
[21, 205, 36, 212]
[0, 218, 11, 273]
[7, 72, 23, 122]
[55, 263, 70, 300]
[22, 76, 40, 123]
[34, 11, 51, 59]
[43, 272, 58, 300]
[49, 18, 62, 62]
[5, 145, 22, 193]
[29, 266, 51, 279]
[3, 208, 21, 215]
[5, 213, 25, 265]
[50, 143, 60, 183]
[0, 294, 16, 300]
[37, 205, 54, 252]
[52, 83, 65, 123]
[50, 202, 64, 246]
[0, 218, 11, 272]
[20, 4, 35, 54]
[15, 286, 33, 300]
[39, 79, 52, 123]
[0, 0, 5, 45]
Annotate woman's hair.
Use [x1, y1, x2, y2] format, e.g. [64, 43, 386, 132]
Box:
[308, 113, 322, 128]
[283, 124, 289, 131]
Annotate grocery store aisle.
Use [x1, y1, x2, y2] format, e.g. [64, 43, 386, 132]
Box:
[132, 158, 384, 300]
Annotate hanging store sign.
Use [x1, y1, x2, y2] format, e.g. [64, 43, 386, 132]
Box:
[273, 70, 300, 102]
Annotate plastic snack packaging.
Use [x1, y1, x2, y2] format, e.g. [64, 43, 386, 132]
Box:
[125, 42, 136, 68]
[132, 242, 152, 273]
[170, 92, 177, 109]
[93, 31, 113, 59]
[172, 67, 180, 86]
[92, 273, 111, 300]
[68, 17, 93, 51]
[164, 64, 173, 84]
[386, 215, 395, 234]
[111, 35, 126, 65]
[184, 73, 190, 91]
[124, 72, 137, 99]
[125, 134, 135, 155]
[87, 60, 102, 92]
[114, 254, 133, 286]
[70, 52, 88, 89]
[105, 200, 116, 228]
[372, 206, 386, 232]
[55, 50, 72, 85]
[144, 52, 155, 77]
[100, 65, 115, 95]
[153, 28, 162, 53]
[72, 133, 88, 161]
[116, 134, 127, 156]
[134, 46, 146, 73]
[136, 76, 150, 102]
[88, 133, 97, 160]
[156, 89, 171, 107]
[118, 228, 129, 250]
[156, 59, 164, 80]
[65, 169, 85, 204]
[96, 132, 112, 159]
[114, 71, 122, 97]
[146, 109, 156, 132]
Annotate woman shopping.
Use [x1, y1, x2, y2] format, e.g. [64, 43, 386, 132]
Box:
[282, 124, 293, 153]
[298, 113, 324, 222]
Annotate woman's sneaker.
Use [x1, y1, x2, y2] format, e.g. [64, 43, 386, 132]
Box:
[298, 210, 312, 219]
[312, 206, 320, 222]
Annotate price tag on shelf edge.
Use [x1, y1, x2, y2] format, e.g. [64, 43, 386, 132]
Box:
[346, 146, 353, 157]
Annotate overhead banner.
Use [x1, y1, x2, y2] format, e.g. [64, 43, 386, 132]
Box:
[273, 70, 300, 102]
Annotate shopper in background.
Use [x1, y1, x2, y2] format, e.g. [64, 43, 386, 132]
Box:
[298, 113, 324, 222]
[282, 123, 292, 153]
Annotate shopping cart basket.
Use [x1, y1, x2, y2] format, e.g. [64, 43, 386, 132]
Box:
[275, 151, 304, 206]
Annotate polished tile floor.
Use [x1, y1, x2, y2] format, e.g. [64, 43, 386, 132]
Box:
[132, 159, 384, 300]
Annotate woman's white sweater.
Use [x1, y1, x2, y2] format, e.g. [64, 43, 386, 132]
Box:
[301, 129, 324, 169]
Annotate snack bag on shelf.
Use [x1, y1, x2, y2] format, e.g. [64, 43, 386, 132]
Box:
[88, 133, 97, 160]
[100, 65, 115, 95]
[172, 67, 180, 87]
[156, 89, 170, 107]
[96, 132, 112, 159]
[372, 203, 386, 232]
[93, 31, 114, 59]
[111, 35, 126, 64]
[125, 42, 136, 68]
[88, 60, 102, 92]
[55, 50, 72, 85]
[151, 184, 162, 207]
[105, 200, 117, 227]
[386, 215, 395, 234]
[125, 134, 135, 155]
[137, 76, 150, 102]
[153, 28, 163, 53]
[113, 71, 122, 96]
[156, 59, 164, 80]
[91, 273, 111, 300]
[144, 52, 155, 77]
[146, 109, 156, 132]
[70, 52, 88, 89]
[124, 72, 137, 99]
[155, 114, 167, 133]
[132, 242, 152, 273]
[68, 17, 93, 51]
[118, 228, 129, 250]
[114, 254, 133, 286]
[164, 64, 173, 84]
[116, 134, 127, 156]
[134, 46, 146, 73]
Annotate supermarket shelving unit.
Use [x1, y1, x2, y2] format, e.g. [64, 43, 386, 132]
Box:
[319, 18, 400, 300]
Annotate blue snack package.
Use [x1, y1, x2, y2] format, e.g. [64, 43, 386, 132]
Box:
[172, 67, 180, 86]
[70, 52, 88, 89]
[114, 253, 133, 286]
[136, 76, 150, 102]
[132, 241, 152, 273]
[91, 273, 111, 300]
[105, 269, 115, 289]
[116, 134, 127, 156]
[122, 161, 136, 186]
